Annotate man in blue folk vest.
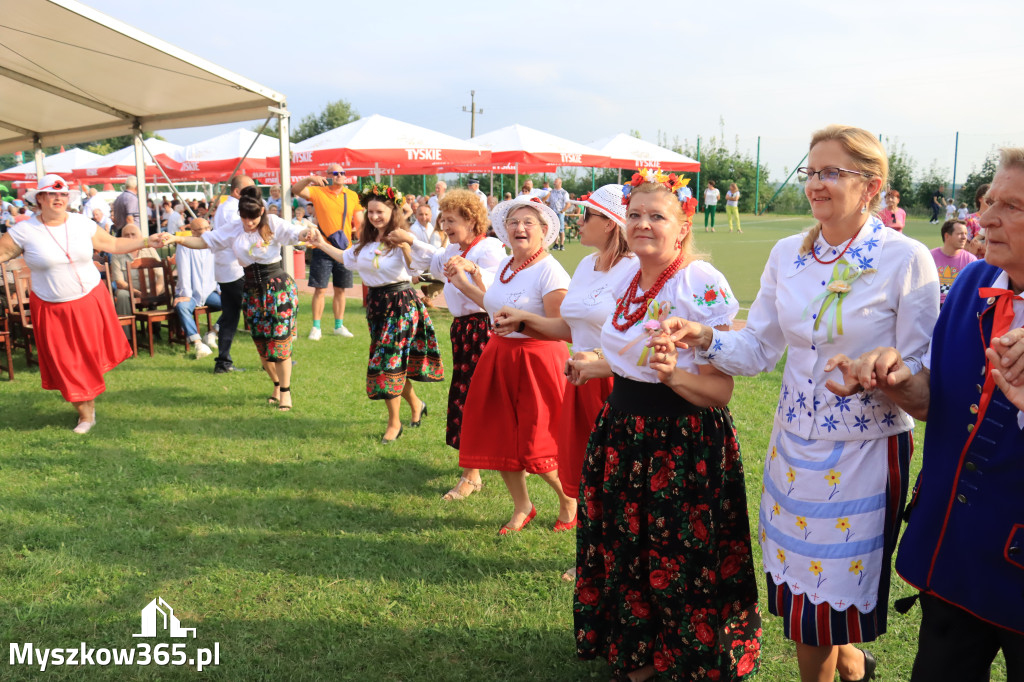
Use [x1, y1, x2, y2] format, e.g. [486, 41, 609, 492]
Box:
[830, 147, 1024, 680]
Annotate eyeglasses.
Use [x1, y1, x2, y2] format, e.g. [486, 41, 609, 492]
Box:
[329, 171, 344, 176]
[583, 209, 607, 222]
[505, 218, 541, 229]
[797, 167, 873, 183]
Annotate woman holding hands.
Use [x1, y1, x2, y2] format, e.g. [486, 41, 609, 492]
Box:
[491, 184, 634, 552]
[572, 171, 761, 681]
[313, 184, 443, 444]
[661, 126, 939, 682]
[427, 190, 505, 500]
[0, 175, 168, 432]
[455, 196, 575, 534]
[167, 185, 316, 411]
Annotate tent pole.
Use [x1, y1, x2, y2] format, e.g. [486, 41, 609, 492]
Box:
[695, 137, 701, 199]
[515, 164, 519, 195]
[951, 131, 959, 201]
[754, 136, 761, 215]
[144, 141, 196, 220]
[133, 123, 149, 237]
[33, 137, 44, 180]
[277, 108, 294, 277]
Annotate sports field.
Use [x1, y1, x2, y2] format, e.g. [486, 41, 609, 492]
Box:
[0, 214, 1007, 680]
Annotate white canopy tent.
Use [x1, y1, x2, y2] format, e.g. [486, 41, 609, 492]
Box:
[0, 0, 292, 240]
[0, 147, 104, 180]
[585, 134, 700, 172]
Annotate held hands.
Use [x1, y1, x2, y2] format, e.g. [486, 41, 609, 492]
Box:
[660, 317, 711, 351]
[148, 233, 173, 248]
[303, 228, 323, 249]
[443, 255, 475, 288]
[384, 228, 415, 247]
[646, 332, 679, 384]
[824, 347, 910, 396]
[492, 306, 527, 336]
[566, 350, 604, 386]
[987, 328, 1024, 410]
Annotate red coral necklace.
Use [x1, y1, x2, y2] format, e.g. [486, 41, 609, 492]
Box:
[499, 249, 543, 284]
[811, 232, 857, 265]
[612, 254, 684, 331]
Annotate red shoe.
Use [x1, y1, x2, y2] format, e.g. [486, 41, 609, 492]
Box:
[499, 506, 537, 535]
[553, 513, 578, 532]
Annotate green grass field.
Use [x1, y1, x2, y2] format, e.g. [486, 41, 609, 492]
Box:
[0, 214, 1007, 680]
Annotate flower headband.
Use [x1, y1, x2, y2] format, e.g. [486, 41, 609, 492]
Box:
[360, 183, 405, 208]
[619, 169, 698, 218]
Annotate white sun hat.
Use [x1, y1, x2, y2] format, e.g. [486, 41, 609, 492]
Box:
[24, 174, 81, 205]
[490, 195, 560, 249]
[570, 184, 627, 228]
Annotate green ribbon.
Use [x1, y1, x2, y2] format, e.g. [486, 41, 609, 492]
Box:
[802, 259, 873, 343]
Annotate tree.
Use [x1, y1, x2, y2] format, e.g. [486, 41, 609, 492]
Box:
[678, 136, 769, 214]
[883, 137, 915, 203]
[958, 150, 999, 211]
[259, 99, 359, 143]
[913, 161, 950, 215]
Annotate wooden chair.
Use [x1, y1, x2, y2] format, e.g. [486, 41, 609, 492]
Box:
[95, 260, 137, 358]
[0, 305, 14, 380]
[0, 258, 36, 367]
[127, 257, 176, 357]
[164, 255, 216, 352]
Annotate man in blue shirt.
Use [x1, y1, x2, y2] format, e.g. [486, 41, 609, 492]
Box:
[546, 178, 569, 251]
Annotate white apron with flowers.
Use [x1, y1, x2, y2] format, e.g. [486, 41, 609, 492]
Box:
[701, 216, 940, 613]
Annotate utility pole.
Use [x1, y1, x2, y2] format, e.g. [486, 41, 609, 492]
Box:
[462, 90, 483, 138]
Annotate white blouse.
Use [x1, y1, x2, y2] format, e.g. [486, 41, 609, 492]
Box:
[560, 252, 637, 353]
[704, 216, 939, 440]
[482, 255, 570, 339]
[201, 214, 303, 267]
[427, 237, 505, 318]
[341, 239, 434, 287]
[9, 214, 101, 302]
[602, 259, 738, 382]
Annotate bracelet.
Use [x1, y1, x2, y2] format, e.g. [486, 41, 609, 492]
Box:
[593, 348, 604, 359]
[517, 321, 526, 333]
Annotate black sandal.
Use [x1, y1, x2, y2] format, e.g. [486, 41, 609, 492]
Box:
[839, 649, 876, 682]
[267, 381, 280, 405]
[277, 386, 292, 412]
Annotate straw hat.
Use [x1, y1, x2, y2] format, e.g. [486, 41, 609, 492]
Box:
[24, 174, 81, 205]
[489, 196, 560, 248]
[570, 184, 627, 229]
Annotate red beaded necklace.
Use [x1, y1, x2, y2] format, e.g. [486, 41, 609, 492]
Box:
[445, 235, 486, 283]
[612, 254, 684, 331]
[811, 231, 858, 265]
[499, 249, 543, 284]
[459, 235, 484, 259]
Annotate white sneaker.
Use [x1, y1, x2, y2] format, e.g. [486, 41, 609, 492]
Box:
[308, 326, 322, 341]
[204, 331, 218, 348]
[195, 342, 213, 359]
[333, 325, 354, 338]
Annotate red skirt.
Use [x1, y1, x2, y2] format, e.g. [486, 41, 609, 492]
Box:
[32, 283, 132, 402]
[557, 376, 614, 498]
[458, 335, 569, 474]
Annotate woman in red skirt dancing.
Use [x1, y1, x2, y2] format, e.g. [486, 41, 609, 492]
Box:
[0, 174, 169, 433]
[493, 184, 635, 577]
[455, 196, 576, 534]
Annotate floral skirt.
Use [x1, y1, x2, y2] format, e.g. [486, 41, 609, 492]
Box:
[575, 393, 762, 680]
[446, 312, 491, 449]
[365, 285, 444, 400]
[243, 275, 297, 361]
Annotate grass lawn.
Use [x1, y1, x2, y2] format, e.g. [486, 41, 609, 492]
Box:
[0, 214, 1007, 680]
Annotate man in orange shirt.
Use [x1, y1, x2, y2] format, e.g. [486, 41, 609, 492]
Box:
[292, 164, 363, 339]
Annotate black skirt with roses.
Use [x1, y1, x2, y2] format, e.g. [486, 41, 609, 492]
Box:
[445, 312, 492, 449]
[574, 377, 762, 680]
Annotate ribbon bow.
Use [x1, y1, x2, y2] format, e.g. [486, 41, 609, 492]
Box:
[803, 260, 875, 342]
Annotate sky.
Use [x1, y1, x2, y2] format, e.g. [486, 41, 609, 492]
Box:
[82, 0, 1024, 184]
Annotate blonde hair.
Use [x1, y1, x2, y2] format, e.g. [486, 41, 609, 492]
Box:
[800, 125, 888, 255]
[627, 182, 707, 264]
